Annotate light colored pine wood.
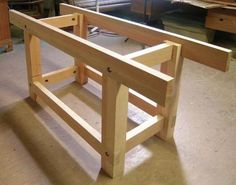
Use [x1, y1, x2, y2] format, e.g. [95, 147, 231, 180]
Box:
[24, 31, 42, 100]
[36, 66, 77, 85]
[60, 3, 231, 72]
[128, 89, 157, 116]
[125, 43, 173, 67]
[157, 41, 183, 140]
[40, 14, 78, 28]
[126, 115, 164, 151]
[85, 66, 103, 84]
[32, 81, 103, 154]
[84, 65, 157, 116]
[9, 10, 173, 107]
[9, 7, 233, 179]
[101, 76, 128, 177]
[73, 14, 88, 85]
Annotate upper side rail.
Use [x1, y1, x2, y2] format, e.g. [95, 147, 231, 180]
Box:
[9, 10, 173, 107]
[40, 14, 78, 28]
[60, 3, 232, 72]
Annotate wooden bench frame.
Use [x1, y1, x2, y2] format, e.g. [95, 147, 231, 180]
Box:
[9, 4, 231, 178]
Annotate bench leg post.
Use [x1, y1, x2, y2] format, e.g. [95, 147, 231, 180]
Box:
[157, 42, 183, 140]
[101, 76, 128, 178]
[24, 31, 42, 100]
[73, 14, 88, 85]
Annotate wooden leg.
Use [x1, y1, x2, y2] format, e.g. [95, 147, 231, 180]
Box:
[73, 14, 88, 85]
[6, 40, 13, 52]
[101, 76, 128, 178]
[157, 42, 183, 140]
[0, 39, 13, 53]
[24, 31, 42, 100]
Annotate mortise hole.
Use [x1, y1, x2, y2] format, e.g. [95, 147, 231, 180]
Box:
[72, 18, 75, 21]
[107, 67, 112, 73]
[73, 70, 76, 74]
[105, 152, 109, 157]
[24, 25, 27, 29]
[45, 79, 49, 82]
[220, 18, 223, 21]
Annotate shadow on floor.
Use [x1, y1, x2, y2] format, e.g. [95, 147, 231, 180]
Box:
[1, 84, 188, 185]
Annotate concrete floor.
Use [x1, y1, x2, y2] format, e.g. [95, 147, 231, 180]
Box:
[0, 34, 236, 185]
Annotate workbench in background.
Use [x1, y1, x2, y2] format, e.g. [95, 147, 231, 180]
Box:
[173, 0, 236, 34]
[0, 0, 13, 52]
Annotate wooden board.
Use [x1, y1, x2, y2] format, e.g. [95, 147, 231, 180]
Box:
[9, 10, 174, 107]
[41, 14, 79, 28]
[101, 76, 128, 177]
[60, 4, 231, 72]
[33, 81, 102, 154]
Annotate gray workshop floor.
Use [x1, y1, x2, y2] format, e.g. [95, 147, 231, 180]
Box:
[0, 34, 236, 185]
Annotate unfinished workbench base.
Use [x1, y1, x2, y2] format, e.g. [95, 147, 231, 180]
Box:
[9, 4, 231, 178]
